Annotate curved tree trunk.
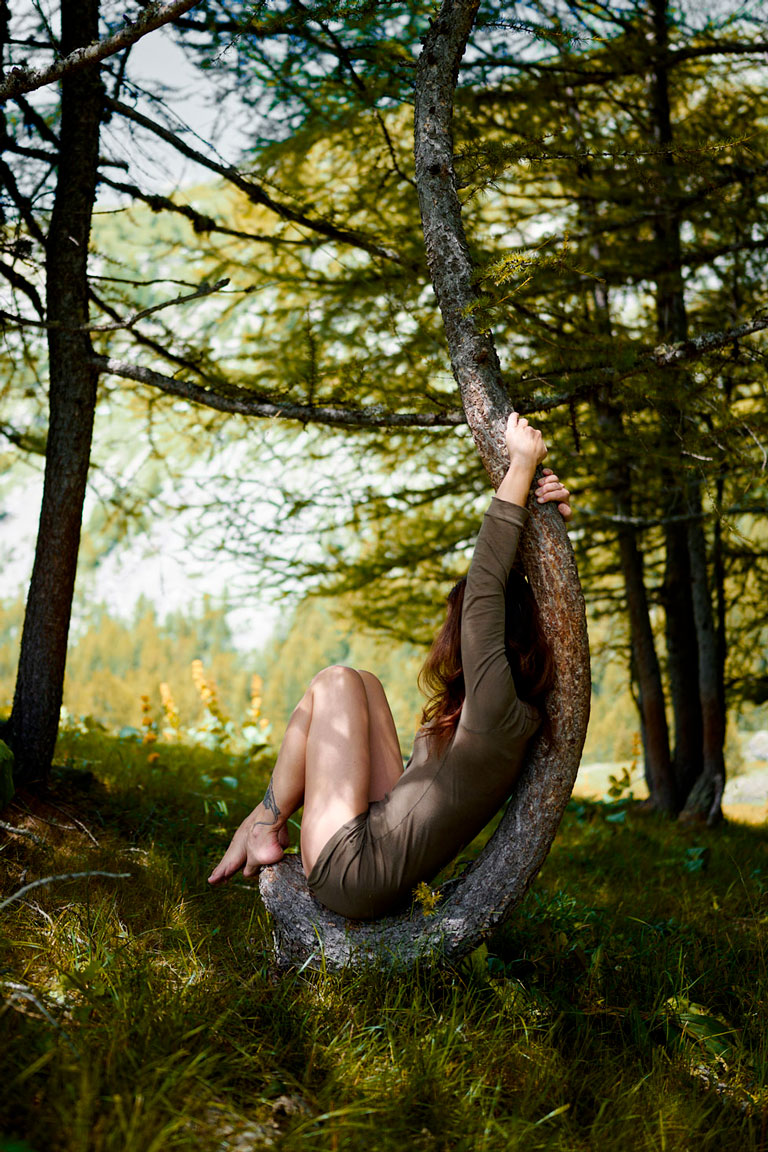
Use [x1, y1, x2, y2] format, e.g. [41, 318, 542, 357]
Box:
[260, 0, 591, 970]
[6, 0, 102, 783]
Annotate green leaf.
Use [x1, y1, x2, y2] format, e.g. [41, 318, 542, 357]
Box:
[666, 997, 739, 1061]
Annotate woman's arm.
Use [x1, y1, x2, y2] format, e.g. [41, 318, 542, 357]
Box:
[459, 414, 569, 734]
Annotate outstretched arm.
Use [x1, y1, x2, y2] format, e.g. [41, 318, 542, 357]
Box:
[459, 414, 572, 733]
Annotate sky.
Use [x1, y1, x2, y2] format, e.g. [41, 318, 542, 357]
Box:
[2, 12, 280, 651]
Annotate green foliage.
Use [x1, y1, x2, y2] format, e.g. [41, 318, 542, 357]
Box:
[5, 0, 768, 793]
[1, 739, 767, 1150]
[0, 594, 256, 736]
[0, 740, 14, 807]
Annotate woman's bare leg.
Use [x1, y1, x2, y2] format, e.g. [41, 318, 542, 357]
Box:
[357, 670, 404, 801]
[299, 665, 373, 874]
[208, 665, 376, 885]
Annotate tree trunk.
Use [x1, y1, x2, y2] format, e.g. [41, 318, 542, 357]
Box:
[617, 521, 675, 810]
[260, 0, 591, 971]
[662, 522, 704, 798]
[649, 0, 724, 820]
[560, 75, 673, 810]
[7, 0, 102, 783]
[594, 399, 675, 811]
[680, 485, 726, 825]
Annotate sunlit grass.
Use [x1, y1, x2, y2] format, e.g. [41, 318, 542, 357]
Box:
[1, 729, 767, 1150]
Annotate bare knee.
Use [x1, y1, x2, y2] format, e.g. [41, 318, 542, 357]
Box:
[310, 664, 364, 696]
[357, 669, 386, 697]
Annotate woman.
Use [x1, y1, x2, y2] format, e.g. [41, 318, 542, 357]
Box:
[209, 413, 571, 918]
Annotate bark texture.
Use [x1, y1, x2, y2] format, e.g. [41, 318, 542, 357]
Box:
[681, 487, 726, 825]
[260, 0, 591, 971]
[650, 0, 725, 821]
[663, 521, 703, 796]
[7, 0, 102, 782]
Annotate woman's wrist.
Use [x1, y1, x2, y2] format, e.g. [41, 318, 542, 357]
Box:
[495, 458, 537, 508]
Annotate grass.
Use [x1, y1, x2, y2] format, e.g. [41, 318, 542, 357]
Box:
[1, 729, 767, 1151]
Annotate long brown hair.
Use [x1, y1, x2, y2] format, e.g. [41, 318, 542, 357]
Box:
[418, 566, 555, 752]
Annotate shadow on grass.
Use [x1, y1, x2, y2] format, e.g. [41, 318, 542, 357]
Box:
[1, 731, 767, 1150]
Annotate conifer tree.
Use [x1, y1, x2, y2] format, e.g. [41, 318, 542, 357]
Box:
[1, 0, 766, 814]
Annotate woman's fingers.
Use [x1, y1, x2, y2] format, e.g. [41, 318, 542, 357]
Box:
[505, 411, 547, 466]
[536, 471, 572, 520]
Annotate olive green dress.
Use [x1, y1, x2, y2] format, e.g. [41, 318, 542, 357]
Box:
[307, 498, 541, 918]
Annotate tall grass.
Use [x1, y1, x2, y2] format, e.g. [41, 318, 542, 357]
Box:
[1, 730, 766, 1151]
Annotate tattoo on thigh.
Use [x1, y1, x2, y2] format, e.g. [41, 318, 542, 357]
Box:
[260, 778, 280, 825]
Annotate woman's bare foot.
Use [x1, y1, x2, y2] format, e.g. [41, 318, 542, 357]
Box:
[208, 804, 288, 885]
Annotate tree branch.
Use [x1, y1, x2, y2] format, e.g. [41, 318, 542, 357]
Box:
[0, 871, 131, 912]
[99, 174, 307, 246]
[650, 318, 768, 366]
[413, 0, 511, 475]
[0, 820, 45, 845]
[0, 259, 45, 318]
[107, 97, 403, 264]
[1, 278, 231, 332]
[0, 0, 203, 101]
[93, 355, 467, 429]
[0, 422, 47, 456]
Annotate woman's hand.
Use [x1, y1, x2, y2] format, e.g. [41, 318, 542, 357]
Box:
[505, 412, 548, 469]
[536, 469, 572, 521]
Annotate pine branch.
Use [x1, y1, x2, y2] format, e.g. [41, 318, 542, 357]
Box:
[92, 355, 467, 428]
[0, 422, 47, 456]
[471, 40, 768, 86]
[98, 174, 307, 246]
[0, 259, 45, 318]
[0, 156, 47, 245]
[0, 0, 204, 100]
[1, 278, 231, 332]
[88, 286, 210, 381]
[650, 319, 768, 366]
[106, 97, 403, 264]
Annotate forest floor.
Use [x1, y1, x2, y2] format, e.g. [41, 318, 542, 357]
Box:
[1, 729, 767, 1152]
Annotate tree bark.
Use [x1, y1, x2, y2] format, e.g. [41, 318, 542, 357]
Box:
[680, 485, 726, 825]
[661, 521, 703, 797]
[649, 0, 724, 820]
[7, 0, 102, 783]
[260, 0, 591, 971]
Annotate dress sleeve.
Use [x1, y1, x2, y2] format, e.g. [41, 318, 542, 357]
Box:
[459, 497, 539, 735]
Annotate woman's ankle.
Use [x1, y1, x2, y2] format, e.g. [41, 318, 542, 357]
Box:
[247, 817, 287, 867]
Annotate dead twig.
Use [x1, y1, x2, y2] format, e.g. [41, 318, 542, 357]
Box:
[0, 820, 46, 846]
[0, 871, 130, 912]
